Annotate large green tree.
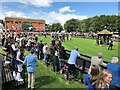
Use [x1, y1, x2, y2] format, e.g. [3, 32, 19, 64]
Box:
[48, 15, 119, 32]
[48, 23, 63, 32]
[64, 19, 80, 32]
[79, 15, 119, 32]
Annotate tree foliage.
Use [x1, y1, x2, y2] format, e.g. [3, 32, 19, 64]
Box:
[64, 15, 119, 32]
[64, 19, 80, 32]
[48, 23, 63, 32]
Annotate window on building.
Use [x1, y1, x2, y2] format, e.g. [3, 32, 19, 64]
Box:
[11, 21, 13, 24]
[6, 21, 9, 23]
[19, 21, 21, 24]
[24, 22, 29, 24]
[32, 22, 37, 24]
[38, 22, 44, 24]
[15, 22, 18, 24]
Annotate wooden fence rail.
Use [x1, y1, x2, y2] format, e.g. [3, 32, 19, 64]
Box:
[0, 53, 25, 90]
[65, 50, 108, 74]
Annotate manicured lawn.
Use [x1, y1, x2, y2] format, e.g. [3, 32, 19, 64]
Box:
[34, 60, 86, 88]
[22, 58, 86, 89]
[39, 35, 118, 62]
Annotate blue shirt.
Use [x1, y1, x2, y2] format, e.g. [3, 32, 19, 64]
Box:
[107, 63, 120, 88]
[84, 74, 96, 90]
[24, 54, 38, 73]
[68, 50, 80, 64]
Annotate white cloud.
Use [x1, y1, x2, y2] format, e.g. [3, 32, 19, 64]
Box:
[3, 0, 52, 7]
[20, 0, 52, 7]
[0, 6, 87, 26]
[32, 11, 39, 15]
[0, 5, 4, 19]
[0, 1, 87, 26]
[59, 6, 75, 13]
[4, 11, 28, 18]
[0, 15, 4, 20]
[40, 11, 87, 26]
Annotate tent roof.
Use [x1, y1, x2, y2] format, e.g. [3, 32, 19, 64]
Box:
[97, 29, 112, 35]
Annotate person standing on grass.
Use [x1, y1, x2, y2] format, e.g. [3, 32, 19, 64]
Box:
[39, 40, 44, 60]
[43, 43, 48, 63]
[24, 49, 38, 90]
[10, 40, 18, 77]
[45, 43, 53, 67]
[108, 38, 113, 50]
[67, 47, 81, 80]
[14, 47, 24, 81]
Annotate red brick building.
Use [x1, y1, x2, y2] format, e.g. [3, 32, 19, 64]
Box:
[4, 17, 45, 31]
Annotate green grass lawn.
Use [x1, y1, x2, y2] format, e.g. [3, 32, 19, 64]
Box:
[39, 35, 118, 62]
[22, 57, 86, 89]
[34, 60, 86, 89]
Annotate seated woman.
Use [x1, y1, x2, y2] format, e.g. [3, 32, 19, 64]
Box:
[84, 65, 99, 90]
[107, 57, 120, 90]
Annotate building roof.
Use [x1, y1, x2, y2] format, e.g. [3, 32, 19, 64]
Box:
[5, 17, 45, 22]
[97, 29, 112, 35]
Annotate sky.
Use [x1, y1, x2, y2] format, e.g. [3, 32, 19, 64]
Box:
[0, 0, 119, 25]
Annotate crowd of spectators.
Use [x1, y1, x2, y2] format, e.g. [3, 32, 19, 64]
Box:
[0, 32, 119, 90]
